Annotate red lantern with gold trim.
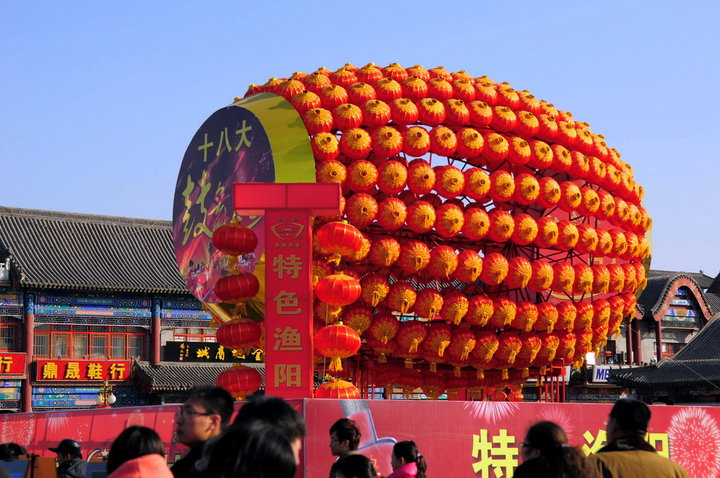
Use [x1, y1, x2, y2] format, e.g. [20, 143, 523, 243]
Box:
[215, 272, 260, 304]
[216, 365, 262, 400]
[216, 319, 261, 352]
[315, 273, 361, 307]
[315, 323, 362, 372]
[314, 379, 361, 399]
[212, 223, 257, 256]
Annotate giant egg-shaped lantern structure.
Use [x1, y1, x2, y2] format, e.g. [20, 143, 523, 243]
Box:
[205, 63, 651, 399]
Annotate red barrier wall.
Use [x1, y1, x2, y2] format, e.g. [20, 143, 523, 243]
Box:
[4, 400, 719, 478]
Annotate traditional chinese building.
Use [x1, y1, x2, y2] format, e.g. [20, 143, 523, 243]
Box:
[610, 311, 720, 403]
[0, 206, 261, 412]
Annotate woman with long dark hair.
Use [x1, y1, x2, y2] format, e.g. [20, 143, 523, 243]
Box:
[387, 440, 427, 478]
[107, 426, 172, 478]
[513, 421, 597, 478]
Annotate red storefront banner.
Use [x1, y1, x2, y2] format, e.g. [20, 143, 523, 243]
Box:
[35, 360, 130, 381]
[0, 352, 26, 374]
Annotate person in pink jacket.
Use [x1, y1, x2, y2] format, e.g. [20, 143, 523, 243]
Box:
[107, 426, 172, 478]
[387, 441, 427, 478]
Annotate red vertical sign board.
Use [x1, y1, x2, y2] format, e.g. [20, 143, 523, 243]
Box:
[264, 209, 314, 398]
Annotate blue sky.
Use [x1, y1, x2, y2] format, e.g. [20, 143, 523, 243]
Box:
[2, 1, 719, 276]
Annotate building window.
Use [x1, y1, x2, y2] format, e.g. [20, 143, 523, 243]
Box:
[661, 342, 684, 358]
[33, 325, 147, 359]
[173, 327, 216, 343]
[0, 319, 20, 352]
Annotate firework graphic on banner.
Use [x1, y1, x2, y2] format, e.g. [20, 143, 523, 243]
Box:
[668, 407, 720, 478]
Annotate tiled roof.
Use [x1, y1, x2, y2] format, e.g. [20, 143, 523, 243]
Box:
[649, 270, 713, 290]
[610, 313, 720, 388]
[0, 206, 188, 294]
[636, 272, 711, 319]
[705, 293, 720, 316]
[133, 361, 265, 392]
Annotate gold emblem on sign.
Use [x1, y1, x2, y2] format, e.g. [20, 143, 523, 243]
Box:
[271, 221, 304, 240]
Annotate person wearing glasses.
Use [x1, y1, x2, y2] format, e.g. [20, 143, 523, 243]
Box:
[513, 421, 596, 478]
[171, 385, 233, 478]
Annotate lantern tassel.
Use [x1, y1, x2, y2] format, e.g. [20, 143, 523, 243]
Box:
[327, 253, 342, 266]
[438, 341, 450, 357]
[409, 339, 419, 354]
[329, 357, 343, 372]
[461, 346, 470, 361]
[371, 292, 381, 307]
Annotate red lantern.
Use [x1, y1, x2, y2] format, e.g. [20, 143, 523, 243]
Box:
[414, 288, 444, 319]
[345, 193, 378, 227]
[315, 323, 362, 372]
[314, 379, 361, 399]
[480, 253, 509, 286]
[395, 320, 427, 353]
[407, 159, 436, 194]
[505, 257, 532, 289]
[434, 203, 464, 239]
[216, 319, 261, 351]
[426, 245, 459, 280]
[390, 98, 420, 124]
[462, 208, 490, 241]
[429, 126, 458, 157]
[216, 365, 262, 400]
[342, 305, 374, 334]
[397, 240, 431, 274]
[466, 295, 494, 328]
[490, 297, 516, 329]
[447, 329, 477, 362]
[317, 221, 364, 264]
[368, 237, 401, 268]
[215, 272, 259, 304]
[386, 282, 417, 315]
[360, 274, 390, 307]
[368, 311, 400, 345]
[454, 250, 483, 283]
[315, 273, 362, 307]
[441, 290, 469, 325]
[212, 223, 258, 256]
[528, 259, 553, 293]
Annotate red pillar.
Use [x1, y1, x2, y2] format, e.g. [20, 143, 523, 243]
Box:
[633, 321, 642, 364]
[624, 318, 633, 365]
[655, 320, 662, 363]
[234, 183, 341, 399]
[151, 298, 162, 366]
[22, 292, 35, 412]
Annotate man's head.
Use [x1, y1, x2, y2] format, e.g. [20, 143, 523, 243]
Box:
[234, 395, 307, 464]
[49, 439, 82, 464]
[607, 398, 651, 441]
[175, 385, 234, 446]
[329, 418, 361, 456]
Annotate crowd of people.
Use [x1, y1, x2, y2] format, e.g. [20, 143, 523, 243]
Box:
[0, 389, 690, 478]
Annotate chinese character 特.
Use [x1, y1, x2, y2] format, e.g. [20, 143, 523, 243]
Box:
[274, 364, 302, 388]
[273, 291, 302, 315]
[272, 254, 303, 280]
[471, 429, 518, 478]
[273, 327, 302, 351]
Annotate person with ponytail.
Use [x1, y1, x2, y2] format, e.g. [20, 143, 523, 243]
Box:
[387, 441, 427, 478]
[513, 421, 597, 478]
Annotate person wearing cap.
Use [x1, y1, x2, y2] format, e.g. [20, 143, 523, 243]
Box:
[49, 439, 87, 478]
[589, 399, 688, 478]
